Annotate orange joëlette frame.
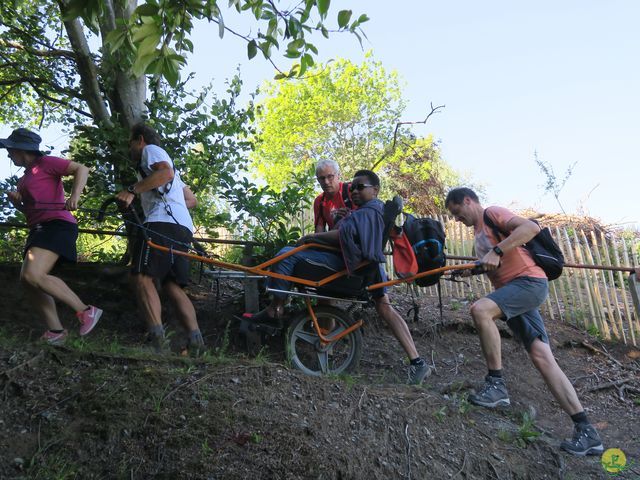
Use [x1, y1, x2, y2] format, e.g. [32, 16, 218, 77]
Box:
[147, 239, 479, 345]
[146, 239, 479, 292]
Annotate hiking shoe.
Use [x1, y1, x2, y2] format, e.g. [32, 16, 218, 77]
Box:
[41, 330, 68, 346]
[407, 361, 432, 385]
[560, 423, 604, 456]
[77, 306, 103, 336]
[187, 336, 206, 357]
[148, 334, 171, 354]
[469, 375, 511, 407]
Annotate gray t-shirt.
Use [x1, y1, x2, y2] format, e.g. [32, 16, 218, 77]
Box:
[138, 144, 194, 232]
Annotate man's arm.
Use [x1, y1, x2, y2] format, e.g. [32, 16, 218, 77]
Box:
[297, 229, 340, 246]
[115, 161, 174, 208]
[183, 186, 197, 209]
[6, 191, 23, 210]
[313, 196, 326, 233]
[131, 161, 174, 194]
[480, 215, 540, 271]
[64, 161, 90, 210]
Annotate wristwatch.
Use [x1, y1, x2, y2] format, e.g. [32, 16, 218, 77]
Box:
[127, 185, 137, 195]
[492, 245, 504, 257]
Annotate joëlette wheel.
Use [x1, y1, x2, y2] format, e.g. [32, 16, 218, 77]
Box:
[286, 305, 363, 376]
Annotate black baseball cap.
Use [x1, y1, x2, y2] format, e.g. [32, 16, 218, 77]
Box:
[0, 128, 42, 152]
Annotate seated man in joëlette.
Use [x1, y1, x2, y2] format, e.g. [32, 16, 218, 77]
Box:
[246, 169, 430, 385]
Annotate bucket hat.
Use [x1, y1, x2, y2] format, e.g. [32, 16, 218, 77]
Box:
[0, 128, 42, 152]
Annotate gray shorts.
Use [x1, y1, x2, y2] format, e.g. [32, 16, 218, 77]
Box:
[487, 276, 549, 352]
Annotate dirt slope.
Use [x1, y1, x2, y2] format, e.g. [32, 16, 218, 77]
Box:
[0, 263, 638, 479]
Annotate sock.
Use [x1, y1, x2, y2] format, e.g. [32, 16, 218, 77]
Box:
[49, 329, 64, 334]
[189, 330, 204, 346]
[410, 357, 426, 366]
[571, 411, 589, 426]
[150, 325, 165, 337]
[488, 369, 502, 378]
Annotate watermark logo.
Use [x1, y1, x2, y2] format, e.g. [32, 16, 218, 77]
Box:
[601, 448, 627, 475]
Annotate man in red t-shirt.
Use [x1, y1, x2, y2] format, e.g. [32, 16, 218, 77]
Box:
[313, 160, 355, 232]
[446, 187, 603, 457]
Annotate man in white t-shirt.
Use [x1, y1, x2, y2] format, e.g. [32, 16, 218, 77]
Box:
[116, 123, 203, 354]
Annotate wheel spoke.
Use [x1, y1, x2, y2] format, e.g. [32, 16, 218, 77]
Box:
[317, 351, 329, 374]
[325, 325, 345, 339]
[293, 330, 317, 345]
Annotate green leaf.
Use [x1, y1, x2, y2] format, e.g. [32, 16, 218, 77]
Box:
[298, 58, 308, 76]
[132, 23, 159, 43]
[134, 4, 159, 17]
[163, 58, 180, 87]
[302, 53, 314, 67]
[218, 12, 225, 38]
[264, 35, 279, 49]
[337, 10, 352, 29]
[131, 53, 156, 77]
[357, 13, 370, 24]
[267, 17, 277, 37]
[247, 40, 258, 59]
[258, 42, 272, 58]
[182, 38, 194, 52]
[104, 29, 127, 54]
[288, 17, 300, 38]
[138, 34, 161, 57]
[316, 0, 330, 18]
[321, 25, 329, 39]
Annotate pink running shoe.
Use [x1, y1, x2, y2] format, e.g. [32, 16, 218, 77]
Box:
[41, 330, 68, 346]
[77, 306, 103, 336]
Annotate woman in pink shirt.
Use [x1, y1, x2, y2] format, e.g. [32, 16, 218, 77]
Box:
[1, 128, 102, 345]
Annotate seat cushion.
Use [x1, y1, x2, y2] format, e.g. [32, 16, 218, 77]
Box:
[293, 258, 377, 299]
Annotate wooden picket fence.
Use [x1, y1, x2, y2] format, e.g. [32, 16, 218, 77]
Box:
[391, 215, 640, 347]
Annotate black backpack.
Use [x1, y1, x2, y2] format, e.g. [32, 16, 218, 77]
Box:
[402, 214, 447, 287]
[483, 209, 564, 281]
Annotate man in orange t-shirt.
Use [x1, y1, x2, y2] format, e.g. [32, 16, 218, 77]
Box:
[313, 159, 355, 232]
[446, 187, 602, 457]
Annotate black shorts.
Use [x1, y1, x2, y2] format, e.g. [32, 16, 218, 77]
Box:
[24, 220, 78, 263]
[131, 222, 193, 287]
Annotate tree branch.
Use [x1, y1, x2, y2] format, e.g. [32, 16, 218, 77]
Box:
[0, 84, 19, 103]
[0, 39, 75, 60]
[0, 76, 83, 100]
[371, 102, 445, 171]
[29, 81, 92, 118]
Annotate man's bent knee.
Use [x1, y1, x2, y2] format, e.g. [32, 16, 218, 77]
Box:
[131, 273, 157, 292]
[470, 298, 501, 324]
[20, 269, 42, 289]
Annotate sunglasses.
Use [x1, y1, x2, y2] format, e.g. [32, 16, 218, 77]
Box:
[349, 183, 374, 192]
[316, 174, 336, 182]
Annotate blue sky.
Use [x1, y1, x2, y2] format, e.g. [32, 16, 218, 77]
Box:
[2, 1, 639, 228]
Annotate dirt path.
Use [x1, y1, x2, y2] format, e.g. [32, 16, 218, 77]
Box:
[0, 263, 638, 479]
